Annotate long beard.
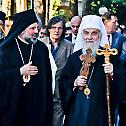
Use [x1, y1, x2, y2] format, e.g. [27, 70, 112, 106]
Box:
[83, 39, 100, 57]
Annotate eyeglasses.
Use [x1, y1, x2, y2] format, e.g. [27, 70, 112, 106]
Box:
[41, 32, 47, 35]
[51, 26, 63, 31]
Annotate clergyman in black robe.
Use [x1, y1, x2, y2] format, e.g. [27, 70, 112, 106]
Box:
[0, 9, 53, 126]
[59, 15, 126, 126]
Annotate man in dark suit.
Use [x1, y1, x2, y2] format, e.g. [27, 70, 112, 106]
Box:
[65, 16, 82, 45]
[102, 11, 126, 126]
[42, 16, 74, 126]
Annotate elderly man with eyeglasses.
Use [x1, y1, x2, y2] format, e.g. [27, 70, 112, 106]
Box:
[41, 16, 74, 126]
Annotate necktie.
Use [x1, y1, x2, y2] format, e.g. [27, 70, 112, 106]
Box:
[107, 34, 111, 45]
[72, 36, 76, 44]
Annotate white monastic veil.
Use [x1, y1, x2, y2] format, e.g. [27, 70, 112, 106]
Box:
[48, 49, 57, 94]
[73, 15, 109, 52]
[38, 37, 57, 94]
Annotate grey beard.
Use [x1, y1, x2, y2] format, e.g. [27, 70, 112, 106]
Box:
[24, 33, 39, 44]
[83, 40, 100, 57]
[25, 37, 38, 44]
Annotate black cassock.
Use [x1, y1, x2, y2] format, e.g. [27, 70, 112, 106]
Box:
[59, 49, 126, 126]
[0, 38, 53, 126]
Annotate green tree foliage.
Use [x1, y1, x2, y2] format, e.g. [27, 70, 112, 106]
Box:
[86, 0, 126, 25]
[49, 0, 126, 25]
[49, 0, 73, 21]
[49, 0, 61, 18]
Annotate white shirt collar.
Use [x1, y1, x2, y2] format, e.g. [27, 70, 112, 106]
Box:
[72, 33, 77, 44]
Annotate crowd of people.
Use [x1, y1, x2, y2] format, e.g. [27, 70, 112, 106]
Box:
[0, 8, 126, 126]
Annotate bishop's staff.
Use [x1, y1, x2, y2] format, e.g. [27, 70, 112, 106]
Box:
[96, 44, 118, 126]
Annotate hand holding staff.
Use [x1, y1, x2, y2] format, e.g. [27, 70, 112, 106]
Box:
[96, 44, 118, 126]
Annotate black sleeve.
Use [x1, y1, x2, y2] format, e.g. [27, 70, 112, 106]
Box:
[43, 46, 53, 126]
[0, 48, 22, 126]
[59, 55, 76, 113]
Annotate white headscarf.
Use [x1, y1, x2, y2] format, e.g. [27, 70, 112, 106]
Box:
[73, 15, 108, 52]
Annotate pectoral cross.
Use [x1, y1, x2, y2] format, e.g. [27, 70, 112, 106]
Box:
[79, 48, 96, 97]
[96, 44, 118, 64]
[80, 48, 96, 76]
